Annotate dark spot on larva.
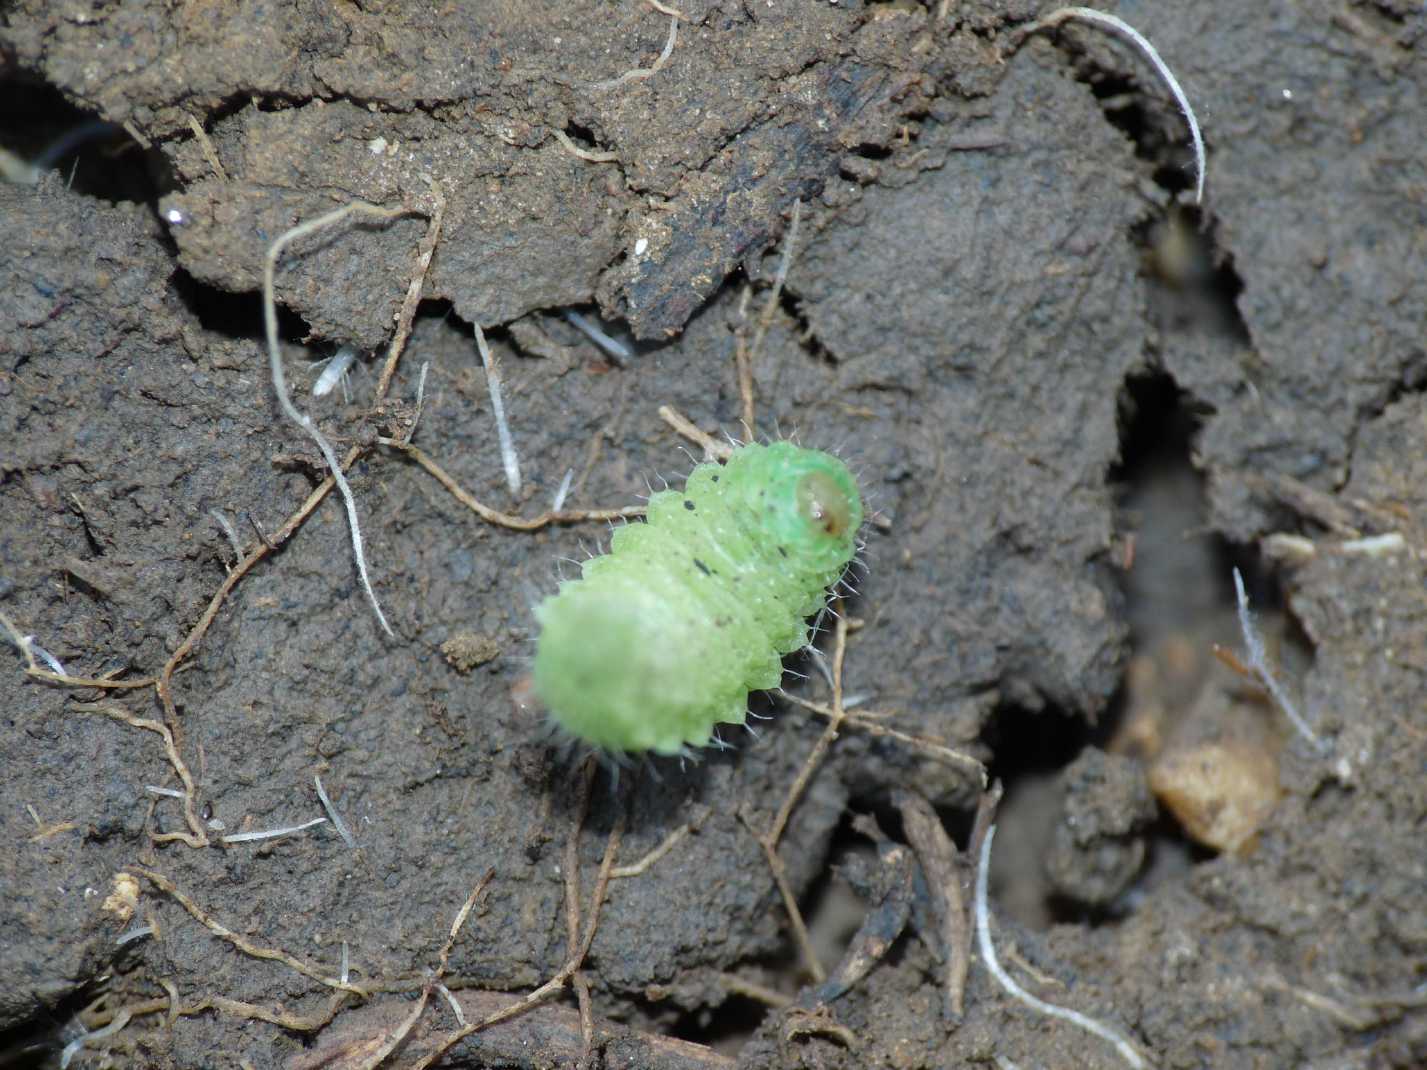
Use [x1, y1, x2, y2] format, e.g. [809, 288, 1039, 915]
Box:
[711, 474, 719, 482]
[778, 546, 788, 558]
[684, 499, 695, 511]
[693, 558, 711, 575]
[797, 471, 854, 538]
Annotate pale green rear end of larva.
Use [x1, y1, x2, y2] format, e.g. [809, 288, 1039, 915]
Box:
[532, 442, 862, 755]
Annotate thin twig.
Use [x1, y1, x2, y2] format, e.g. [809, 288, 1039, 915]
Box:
[563, 309, 633, 364]
[740, 805, 825, 985]
[314, 775, 357, 849]
[551, 128, 620, 164]
[26, 803, 78, 842]
[22, 666, 153, 690]
[1260, 976, 1380, 1031]
[186, 115, 228, 182]
[25, 811, 69, 846]
[718, 973, 792, 1009]
[378, 438, 643, 529]
[472, 323, 522, 495]
[564, 760, 598, 1058]
[210, 509, 243, 565]
[551, 468, 576, 513]
[975, 826, 1151, 1069]
[768, 610, 851, 849]
[657, 404, 734, 461]
[60, 1009, 131, 1069]
[406, 362, 431, 444]
[578, 803, 627, 1061]
[133, 867, 368, 996]
[375, 183, 444, 401]
[564, 761, 598, 953]
[895, 790, 970, 1019]
[86, 991, 348, 1035]
[581, 812, 625, 965]
[25, 638, 64, 674]
[591, 14, 678, 90]
[1018, 7, 1205, 204]
[435, 983, 466, 1027]
[610, 824, 689, 878]
[1, 609, 154, 690]
[409, 786, 624, 1070]
[440, 869, 496, 974]
[160, 981, 181, 1027]
[248, 513, 275, 549]
[221, 816, 328, 844]
[737, 609, 861, 986]
[73, 702, 206, 847]
[779, 691, 985, 782]
[263, 202, 418, 637]
[356, 987, 432, 1070]
[968, 780, 1004, 878]
[121, 119, 152, 150]
[737, 200, 802, 437]
[761, 199, 801, 321]
[1232, 568, 1326, 751]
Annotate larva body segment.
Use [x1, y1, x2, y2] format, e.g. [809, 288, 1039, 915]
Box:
[533, 442, 863, 755]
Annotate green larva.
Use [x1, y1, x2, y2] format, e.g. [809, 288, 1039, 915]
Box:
[532, 441, 863, 755]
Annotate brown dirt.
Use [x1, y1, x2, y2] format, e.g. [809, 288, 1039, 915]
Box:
[2, 2, 1424, 1068]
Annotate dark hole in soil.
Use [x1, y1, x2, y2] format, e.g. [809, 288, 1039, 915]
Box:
[1140, 205, 1252, 348]
[771, 286, 834, 369]
[549, 302, 641, 364]
[0, 983, 99, 1069]
[0, 74, 163, 204]
[982, 702, 1108, 925]
[987, 702, 1105, 789]
[848, 141, 894, 161]
[1114, 370, 1228, 644]
[799, 808, 877, 969]
[669, 993, 770, 1056]
[1114, 372, 1309, 679]
[170, 269, 308, 343]
[560, 121, 607, 153]
[669, 805, 883, 1053]
[1084, 68, 1201, 198]
[1112, 373, 1322, 880]
[986, 371, 1246, 926]
[1064, 39, 1210, 205]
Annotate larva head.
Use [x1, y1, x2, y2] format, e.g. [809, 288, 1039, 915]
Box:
[738, 442, 862, 574]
